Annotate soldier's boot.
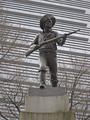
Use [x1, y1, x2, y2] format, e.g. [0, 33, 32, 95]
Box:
[39, 71, 46, 89]
[52, 80, 58, 87]
[51, 74, 58, 87]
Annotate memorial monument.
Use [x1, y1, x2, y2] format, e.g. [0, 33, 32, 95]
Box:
[19, 14, 79, 120]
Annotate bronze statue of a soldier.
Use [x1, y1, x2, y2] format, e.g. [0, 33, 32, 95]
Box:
[26, 14, 80, 89]
[31, 14, 67, 89]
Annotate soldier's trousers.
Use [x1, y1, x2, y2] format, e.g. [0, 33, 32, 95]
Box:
[39, 51, 58, 86]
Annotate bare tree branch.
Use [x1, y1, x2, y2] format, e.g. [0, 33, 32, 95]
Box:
[0, 111, 9, 120]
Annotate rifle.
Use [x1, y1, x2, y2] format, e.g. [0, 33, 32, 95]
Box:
[26, 29, 80, 57]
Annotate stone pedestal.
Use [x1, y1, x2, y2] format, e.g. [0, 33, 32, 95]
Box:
[19, 87, 75, 120]
[20, 111, 75, 120]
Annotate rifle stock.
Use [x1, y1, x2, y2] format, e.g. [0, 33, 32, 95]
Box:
[26, 29, 80, 56]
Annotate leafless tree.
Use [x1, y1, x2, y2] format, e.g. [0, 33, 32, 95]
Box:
[58, 54, 90, 119]
[0, 5, 26, 120]
[0, 77, 25, 120]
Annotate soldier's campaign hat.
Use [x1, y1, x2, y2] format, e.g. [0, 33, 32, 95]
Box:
[40, 14, 56, 29]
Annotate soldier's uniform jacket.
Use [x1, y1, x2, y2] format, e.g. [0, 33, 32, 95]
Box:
[34, 30, 65, 54]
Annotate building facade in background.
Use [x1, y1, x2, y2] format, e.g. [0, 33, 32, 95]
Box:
[0, 0, 90, 120]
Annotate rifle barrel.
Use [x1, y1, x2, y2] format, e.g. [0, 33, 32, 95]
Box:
[67, 29, 80, 36]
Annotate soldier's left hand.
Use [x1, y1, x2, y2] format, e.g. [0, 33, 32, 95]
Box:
[63, 34, 67, 40]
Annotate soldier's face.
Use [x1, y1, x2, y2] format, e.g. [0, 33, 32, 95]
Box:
[44, 19, 52, 29]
